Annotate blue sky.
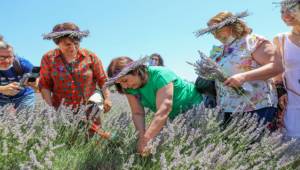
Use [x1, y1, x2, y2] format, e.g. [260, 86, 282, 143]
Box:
[0, 0, 289, 81]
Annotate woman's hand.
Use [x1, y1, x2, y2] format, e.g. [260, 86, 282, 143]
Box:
[126, 94, 147, 155]
[103, 98, 112, 113]
[40, 88, 53, 106]
[137, 136, 151, 156]
[24, 78, 39, 92]
[224, 73, 246, 88]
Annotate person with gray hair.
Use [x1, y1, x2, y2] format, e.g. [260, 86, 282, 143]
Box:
[0, 36, 36, 111]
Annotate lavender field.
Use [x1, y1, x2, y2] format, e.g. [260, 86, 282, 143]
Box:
[0, 93, 300, 170]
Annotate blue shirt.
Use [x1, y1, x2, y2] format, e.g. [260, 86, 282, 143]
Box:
[0, 56, 34, 99]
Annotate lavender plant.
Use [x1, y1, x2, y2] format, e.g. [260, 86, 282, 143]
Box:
[0, 103, 65, 169]
[0, 94, 299, 170]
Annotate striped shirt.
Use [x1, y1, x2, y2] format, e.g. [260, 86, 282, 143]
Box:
[0, 56, 34, 99]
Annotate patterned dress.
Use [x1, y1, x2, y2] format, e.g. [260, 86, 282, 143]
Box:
[210, 34, 278, 113]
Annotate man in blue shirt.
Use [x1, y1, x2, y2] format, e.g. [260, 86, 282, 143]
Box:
[0, 37, 36, 111]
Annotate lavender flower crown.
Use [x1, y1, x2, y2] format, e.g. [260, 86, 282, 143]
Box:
[42, 30, 90, 40]
[194, 11, 250, 37]
[104, 56, 150, 88]
[273, 0, 300, 10]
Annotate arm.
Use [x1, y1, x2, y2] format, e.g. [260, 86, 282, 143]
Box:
[38, 54, 54, 106]
[102, 87, 112, 113]
[225, 41, 284, 87]
[272, 36, 287, 111]
[126, 94, 146, 138]
[91, 53, 112, 112]
[138, 82, 173, 154]
[16, 57, 39, 91]
[91, 53, 108, 89]
[40, 88, 52, 106]
[272, 36, 284, 83]
[144, 82, 173, 140]
[245, 41, 283, 80]
[102, 87, 110, 100]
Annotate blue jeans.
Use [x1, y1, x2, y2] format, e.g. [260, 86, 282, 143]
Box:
[224, 107, 277, 127]
[0, 93, 35, 112]
[251, 107, 277, 123]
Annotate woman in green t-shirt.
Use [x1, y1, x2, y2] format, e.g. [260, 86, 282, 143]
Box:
[106, 56, 203, 155]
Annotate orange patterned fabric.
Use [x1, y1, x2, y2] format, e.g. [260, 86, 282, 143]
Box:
[39, 48, 107, 109]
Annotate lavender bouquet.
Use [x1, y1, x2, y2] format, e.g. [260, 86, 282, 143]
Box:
[188, 51, 246, 95]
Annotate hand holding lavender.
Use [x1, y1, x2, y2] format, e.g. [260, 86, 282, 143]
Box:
[188, 51, 246, 95]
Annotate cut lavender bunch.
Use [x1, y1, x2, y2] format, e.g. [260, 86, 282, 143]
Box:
[188, 51, 246, 95]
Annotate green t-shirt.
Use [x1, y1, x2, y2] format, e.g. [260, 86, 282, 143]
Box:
[126, 66, 203, 119]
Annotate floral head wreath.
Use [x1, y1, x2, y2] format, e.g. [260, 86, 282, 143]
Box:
[104, 56, 150, 88]
[273, 0, 300, 11]
[194, 10, 250, 37]
[42, 30, 90, 40]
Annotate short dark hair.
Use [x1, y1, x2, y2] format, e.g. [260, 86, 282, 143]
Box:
[107, 56, 147, 93]
[52, 22, 81, 44]
[150, 53, 164, 66]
